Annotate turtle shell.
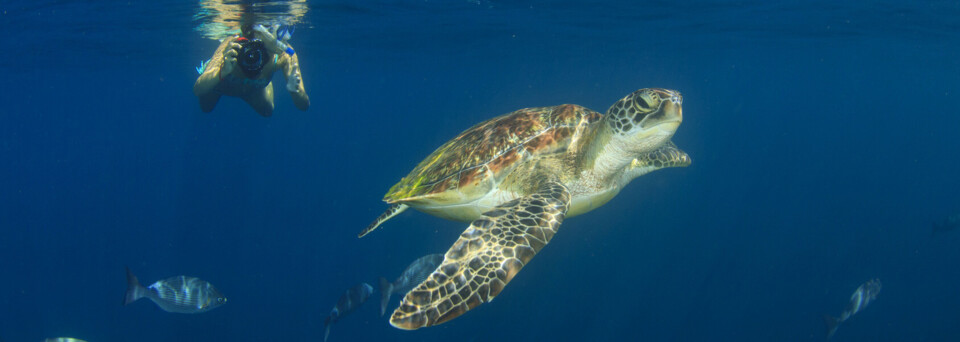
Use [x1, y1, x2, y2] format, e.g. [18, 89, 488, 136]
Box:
[384, 104, 603, 204]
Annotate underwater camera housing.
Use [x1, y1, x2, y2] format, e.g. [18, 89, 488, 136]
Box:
[237, 38, 267, 77]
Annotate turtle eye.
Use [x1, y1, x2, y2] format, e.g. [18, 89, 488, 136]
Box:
[633, 97, 651, 111]
[633, 100, 655, 123]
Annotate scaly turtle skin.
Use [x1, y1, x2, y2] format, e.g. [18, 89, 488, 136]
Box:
[360, 88, 690, 329]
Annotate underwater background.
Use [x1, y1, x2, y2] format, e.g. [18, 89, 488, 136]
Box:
[1, 1, 959, 341]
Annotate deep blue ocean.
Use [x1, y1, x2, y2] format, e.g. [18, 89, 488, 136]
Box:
[2, 1, 959, 341]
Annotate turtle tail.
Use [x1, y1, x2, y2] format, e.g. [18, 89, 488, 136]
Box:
[358, 204, 408, 238]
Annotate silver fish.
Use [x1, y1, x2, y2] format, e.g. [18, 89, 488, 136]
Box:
[123, 267, 226, 314]
[825, 278, 881, 339]
[379, 253, 445, 316]
[43, 339, 88, 342]
[324, 283, 373, 342]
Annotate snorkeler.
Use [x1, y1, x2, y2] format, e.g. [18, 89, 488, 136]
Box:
[193, 24, 309, 117]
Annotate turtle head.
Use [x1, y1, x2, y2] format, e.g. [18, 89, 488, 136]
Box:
[605, 88, 682, 152]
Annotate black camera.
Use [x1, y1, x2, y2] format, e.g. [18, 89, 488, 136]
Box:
[238, 39, 266, 77]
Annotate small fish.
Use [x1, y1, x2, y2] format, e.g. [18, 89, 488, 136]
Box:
[123, 267, 226, 314]
[825, 278, 881, 339]
[43, 338, 88, 342]
[324, 283, 374, 342]
[379, 253, 445, 316]
[932, 213, 960, 235]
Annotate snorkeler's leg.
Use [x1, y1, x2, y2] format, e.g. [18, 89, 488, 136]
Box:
[243, 82, 275, 117]
[197, 92, 221, 113]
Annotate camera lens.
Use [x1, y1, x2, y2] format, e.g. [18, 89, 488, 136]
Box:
[238, 40, 266, 76]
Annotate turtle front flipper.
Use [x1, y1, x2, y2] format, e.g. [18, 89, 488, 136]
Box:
[389, 181, 570, 330]
[622, 141, 691, 181]
[359, 204, 409, 238]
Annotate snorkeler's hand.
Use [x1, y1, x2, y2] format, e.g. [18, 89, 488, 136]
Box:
[220, 42, 242, 77]
[286, 63, 302, 93]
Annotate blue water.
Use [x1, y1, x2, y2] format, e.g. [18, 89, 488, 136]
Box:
[2, 1, 959, 341]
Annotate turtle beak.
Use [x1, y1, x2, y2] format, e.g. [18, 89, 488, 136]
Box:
[672, 94, 682, 122]
[639, 90, 683, 130]
[658, 89, 682, 123]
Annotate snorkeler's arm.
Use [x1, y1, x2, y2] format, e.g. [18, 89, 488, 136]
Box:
[282, 51, 310, 111]
[193, 37, 242, 97]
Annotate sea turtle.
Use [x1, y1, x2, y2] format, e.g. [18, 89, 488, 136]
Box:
[360, 88, 690, 329]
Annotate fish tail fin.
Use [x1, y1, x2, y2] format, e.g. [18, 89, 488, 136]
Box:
[124, 266, 145, 305]
[323, 320, 331, 342]
[379, 277, 393, 316]
[823, 314, 841, 339]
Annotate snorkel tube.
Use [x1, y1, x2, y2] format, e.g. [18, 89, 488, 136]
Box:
[253, 24, 295, 56]
[275, 25, 296, 56]
[278, 40, 295, 56]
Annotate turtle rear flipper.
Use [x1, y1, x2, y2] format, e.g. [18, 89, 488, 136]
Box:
[359, 204, 409, 238]
[389, 181, 569, 329]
